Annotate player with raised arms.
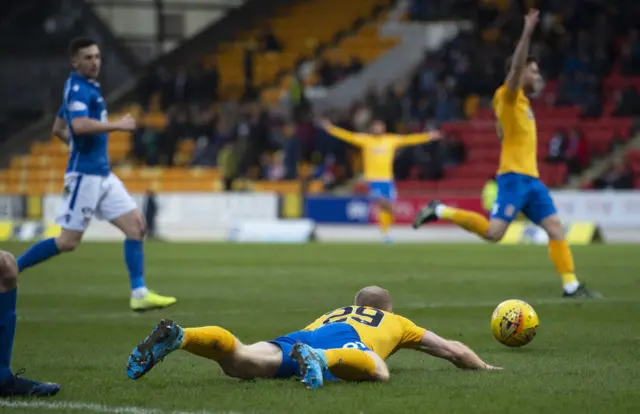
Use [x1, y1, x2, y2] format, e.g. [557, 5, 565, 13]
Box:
[126, 286, 499, 389]
[412, 10, 598, 298]
[320, 119, 441, 243]
[14, 37, 176, 311]
[0, 251, 60, 397]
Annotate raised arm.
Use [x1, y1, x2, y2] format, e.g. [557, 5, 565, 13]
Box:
[393, 131, 442, 147]
[321, 120, 366, 147]
[505, 9, 539, 94]
[417, 330, 500, 370]
[52, 106, 69, 144]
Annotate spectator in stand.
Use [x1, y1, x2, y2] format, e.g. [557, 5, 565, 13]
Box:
[317, 58, 337, 87]
[279, 122, 301, 180]
[620, 28, 640, 76]
[190, 109, 217, 167]
[593, 160, 634, 190]
[201, 60, 219, 103]
[546, 129, 568, 164]
[415, 141, 443, 181]
[259, 25, 282, 52]
[565, 127, 590, 175]
[161, 107, 192, 166]
[140, 66, 167, 110]
[441, 132, 466, 166]
[243, 41, 257, 99]
[434, 81, 455, 122]
[262, 151, 285, 181]
[167, 66, 193, 106]
[347, 57, 363, 75]
[131, 122, 160, 166]
[613, 85, 640, 117]
[580, 75, 603, 118]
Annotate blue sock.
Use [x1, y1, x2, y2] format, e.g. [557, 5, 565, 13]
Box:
[0, 289, 17, 383]
[17, 238, 61, 272]
[124, 239, 146, 290]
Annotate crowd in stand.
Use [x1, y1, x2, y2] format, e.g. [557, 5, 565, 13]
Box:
[131, 0, 640, 190]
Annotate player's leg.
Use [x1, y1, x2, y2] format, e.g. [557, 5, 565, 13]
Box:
[525, 182, 599, 298]
[413, 174, 523, 242]
[100, 173, 176, 311]
[369, 182, 395, 243]
[16, 174, 95, 272]
[127, 320, 282, 380]
[291, 344, 388, 389]
[289, 323, 389, 389]
[0, 251, 60, 397]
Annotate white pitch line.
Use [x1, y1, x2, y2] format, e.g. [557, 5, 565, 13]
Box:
[0, 400, 245, 414]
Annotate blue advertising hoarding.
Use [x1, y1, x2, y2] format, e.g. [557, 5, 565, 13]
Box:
[304, 196, 370, 224]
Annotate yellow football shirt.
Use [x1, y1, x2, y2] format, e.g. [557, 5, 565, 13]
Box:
[492, 85, 539, 178]
[325, 125, 432, 182]
[305, 306, 427, 360]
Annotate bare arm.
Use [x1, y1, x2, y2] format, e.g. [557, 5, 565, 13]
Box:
[52, 116, 69, 144]
[71, 114, 136, 136]
[505, 9, 539, 93]
[417, 331, 500, 370]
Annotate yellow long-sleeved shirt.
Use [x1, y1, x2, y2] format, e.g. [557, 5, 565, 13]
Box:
[325, 125, 432, 181]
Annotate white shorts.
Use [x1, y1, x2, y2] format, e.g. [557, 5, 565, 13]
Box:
[56, 173, 138, 232]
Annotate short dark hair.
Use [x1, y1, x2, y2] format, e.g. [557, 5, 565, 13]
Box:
[505, 55, 537, 74]
[68, 37, 97, 57]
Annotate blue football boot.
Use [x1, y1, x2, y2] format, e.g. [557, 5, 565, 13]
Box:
[0, 369, 60, 397]
[127, 319, 184, 380]
[290, 343, 328, 390]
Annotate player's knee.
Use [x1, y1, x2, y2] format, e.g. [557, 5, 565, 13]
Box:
[127, 213, 147, 240]
[0, 251, 18, 290]
[55, 232, 82, 252]
[484, 227, 505, 243]
[369, 352, 390, 382]
[542, 216, 564, 240]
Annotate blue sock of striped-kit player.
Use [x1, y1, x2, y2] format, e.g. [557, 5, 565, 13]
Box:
[0, 288, 17, 383]
[124, 239, 146, 290]
[16, 238, 61, 272]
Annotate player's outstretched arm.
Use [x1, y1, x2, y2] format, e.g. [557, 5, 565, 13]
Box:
[417, 331, 501, 370]
[71, 113, 136, 135]
[505, 9, 539, 93]
[394, 130, 442, 147]
[320, 119, 366, 146]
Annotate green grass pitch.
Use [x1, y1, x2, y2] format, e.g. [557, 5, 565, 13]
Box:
[0, 242, 638, 414]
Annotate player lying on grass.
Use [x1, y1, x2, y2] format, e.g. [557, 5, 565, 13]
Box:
[127, 286, 499, 389]
[412, 9, 598, 299]
[0, 251, 60, 397]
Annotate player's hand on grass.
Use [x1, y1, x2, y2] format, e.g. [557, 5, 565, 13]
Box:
[485, 364, 502, 371]
[523, 9, 539, 35]
[116, 114, 137, 131]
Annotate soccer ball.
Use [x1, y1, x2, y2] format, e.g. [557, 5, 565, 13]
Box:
[490, 299, 539, 347]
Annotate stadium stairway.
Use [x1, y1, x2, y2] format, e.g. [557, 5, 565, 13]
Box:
[312, 3, 465, 111]
[566, 129, 640, 189]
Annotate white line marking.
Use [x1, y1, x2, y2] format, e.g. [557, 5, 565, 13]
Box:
[0, 400, 244, 414]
